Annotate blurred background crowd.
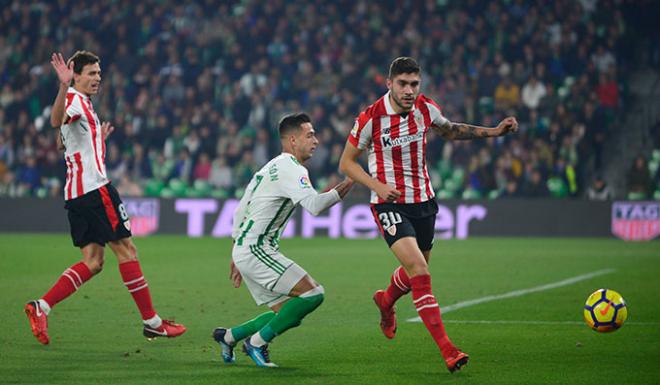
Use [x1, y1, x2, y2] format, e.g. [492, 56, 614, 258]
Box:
[0, 0, 659, 201]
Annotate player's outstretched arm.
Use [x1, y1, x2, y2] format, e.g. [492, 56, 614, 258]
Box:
[333, 177, 354, 199]
[299, 190, 342, 216]
[432, 116, 519, 140]
[339, 141, 401, 202]
[50, 53, 73, 129]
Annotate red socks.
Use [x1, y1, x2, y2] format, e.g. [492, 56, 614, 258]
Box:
[119, 260, 156, 320]
[42, 262, 93, 308]
[410, 274, 455, 358]
[40, 260, 157, 322]
[384, 266, 411, 308]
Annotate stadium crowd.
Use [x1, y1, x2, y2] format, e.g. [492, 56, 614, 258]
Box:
[0, 0, 654, 200]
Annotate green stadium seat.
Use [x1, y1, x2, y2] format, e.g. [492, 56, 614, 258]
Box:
[193, 179, 213, 197]
[461, 188, 482, 200]
[627, 191, 646, 200]
[649, 159, 659, 175]
[443, 178, 459, 193]
[488, 189, 502, 199]
[35, 187, 48, 198]
[652, 149, 660, 162]
[211, 189, 229, 199]
[185, 186, 203, 198]
[168, 178, 188, 197]
[451, 168, 465, 185]
[436, 189, 454, 199]
[547, 177, 568, 198]
[159, 187, 175, 198]
[144, 179, 165, 197]
[557, 85, 569, 99]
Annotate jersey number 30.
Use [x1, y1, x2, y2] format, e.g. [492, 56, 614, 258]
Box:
[378, 212, 402, 229]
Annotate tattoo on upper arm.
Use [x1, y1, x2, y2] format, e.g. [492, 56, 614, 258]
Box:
[432, 121, 493, 140]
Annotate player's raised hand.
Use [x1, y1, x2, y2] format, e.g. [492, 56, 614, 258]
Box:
[375, 182, 402, 202]
[497, 116, 519, 135]
[229, 260, 242, 288]
[101, 121, 115, 140]
[50, 53, 73, 86]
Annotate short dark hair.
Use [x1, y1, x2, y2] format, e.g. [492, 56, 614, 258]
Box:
[388, 57, 420, 79]
[68, 50, 100, 75]
[279, 113, 311, 138]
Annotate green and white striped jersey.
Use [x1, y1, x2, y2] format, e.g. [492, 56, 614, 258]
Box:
[232, 152, 338, 249]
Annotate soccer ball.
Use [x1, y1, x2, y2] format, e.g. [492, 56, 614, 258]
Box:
[583, 289, 628, 332]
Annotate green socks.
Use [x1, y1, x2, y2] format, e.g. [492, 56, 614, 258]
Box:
[258, 287, 325, 343]
[230, 311, 276, 341]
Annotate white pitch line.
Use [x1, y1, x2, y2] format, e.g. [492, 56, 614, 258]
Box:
[407, 268, 616, 323]
[441, 320, 660, 326]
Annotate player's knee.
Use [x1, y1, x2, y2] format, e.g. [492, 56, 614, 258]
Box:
[405, 262, 429, 277]
[85, 258, 104, 274]
[128, 241, 138, 259]
[301, 285, 325, 309]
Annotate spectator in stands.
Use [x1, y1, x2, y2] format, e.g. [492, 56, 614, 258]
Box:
[521, 76, 547, 111]
[586, 175, 612, 200]
[595, 73, 619, 110]
[17, 156, 41, 194]
[209, 156, 233, 191]
[591, 44, 616, 73]
[521, 168, 549, 197]
[494, 76, 520, 112]
[0, 0, 633, 200]
[127, 143, 152, 182]
[172, 148, 193, 184]
[151, 153, 175, 183]
[627, 155, 653, 198]
[0, 171, 20, 197]
[193, 152, 212, 181]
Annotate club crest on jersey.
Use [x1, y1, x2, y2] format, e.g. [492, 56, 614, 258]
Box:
[299, 176, 311, 189]
[123, 220, 131, 231]
[386, 225, 397, 236]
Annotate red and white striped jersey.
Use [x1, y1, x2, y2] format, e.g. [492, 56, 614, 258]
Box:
[348, 92, 448, 204]
[61, 87, 108, 200]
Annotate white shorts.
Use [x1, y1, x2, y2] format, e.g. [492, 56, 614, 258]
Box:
[232, 244, 308, 306]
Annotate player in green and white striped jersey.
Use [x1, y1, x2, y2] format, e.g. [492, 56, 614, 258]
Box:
[213, 113, 353, 367]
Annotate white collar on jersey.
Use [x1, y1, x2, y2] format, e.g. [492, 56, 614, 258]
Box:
[67, 86, 91, 100]
[383, 90, 417, 116]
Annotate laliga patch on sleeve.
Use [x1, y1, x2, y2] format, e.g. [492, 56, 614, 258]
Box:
[299, 175, 311, 189]
[350, 119, 359, 137]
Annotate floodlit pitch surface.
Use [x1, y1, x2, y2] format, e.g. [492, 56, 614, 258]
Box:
[1, 235, 658, 385]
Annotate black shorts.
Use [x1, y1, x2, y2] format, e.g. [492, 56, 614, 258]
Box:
[65, 183, 132, 247]
[370, 200, 438, 251]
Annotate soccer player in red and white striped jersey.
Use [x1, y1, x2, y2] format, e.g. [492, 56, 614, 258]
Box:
[340, 57, 518, 373]
[24, 51, 186, 345]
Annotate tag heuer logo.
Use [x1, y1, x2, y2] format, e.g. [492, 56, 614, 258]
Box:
[611, 201, 660, 241]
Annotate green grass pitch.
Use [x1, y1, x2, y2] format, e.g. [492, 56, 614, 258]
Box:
[1, 234, 659, 385]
